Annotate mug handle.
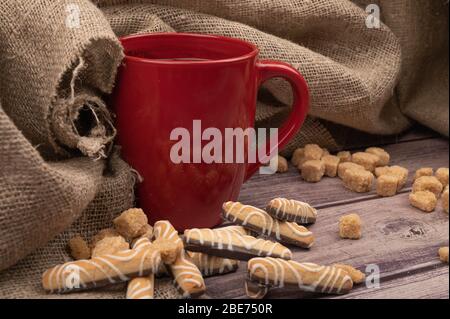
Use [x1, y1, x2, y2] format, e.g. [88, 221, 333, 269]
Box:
[245, 60, 310, 180]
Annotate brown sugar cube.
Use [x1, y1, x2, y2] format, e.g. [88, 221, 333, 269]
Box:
[376, 166, 409, 191]
[374, 166, 390, 178]
[277, 155, 288, 173]
[322, 155, 341, 177]
[91, 236, 130, 258]
[337, 162, 365, 179]
[68, 236, 91, 260]
[140, 224, 154, 240]
[339, 214, 362, 239]
[376, 175, 398, 197]
[412, 176, 443, 197]
[152, 238, 182, 265]
[409, 191, 437, 213]
[304, 144, 323, 161]
[435, 167, 449, 187]
[343, 169, 374, 193]
[414, 167, 434, 181]
[439, 247, 449, 263]
[365, 147, 390, 167]
[337, 151, 352, 163]
[321, 148, 330, 158]
[351, 152, 379, 172]
[291, 148, 304, 167]
[442, 186, 449, 213]
[387, 166, 409, 191]
[90, 228, 120, 248]
[301, 160, 325, 182]
[113, 208, 148, 239]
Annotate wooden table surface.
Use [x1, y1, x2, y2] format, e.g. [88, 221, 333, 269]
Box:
[203, 127, 449, 299]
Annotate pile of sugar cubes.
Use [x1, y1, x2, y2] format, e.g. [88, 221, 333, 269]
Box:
[276, 145, 448, 213]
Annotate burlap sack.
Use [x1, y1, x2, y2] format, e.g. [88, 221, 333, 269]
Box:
[356, 0, 449, 137]
[0, 0, 123, 159]
[0, 0, 448, 299]
[97, 0, 448, 138]
[0, 0, 141, 299]
[96, 0, 407, 153]
[0, 127, 180, 298]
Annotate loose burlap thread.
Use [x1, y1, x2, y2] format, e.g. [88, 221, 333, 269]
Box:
[0, 0, 448, 299]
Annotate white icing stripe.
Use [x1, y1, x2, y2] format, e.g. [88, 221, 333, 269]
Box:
[44, 247, 161, 293]
[95, 257, 129, 281]
[129, 284, 153, 298]
[267, 198, 317, 224]
[185, 228, 291, 259]
[248, 258, 352, 295]
[104, 250, 140, 262]
[223, 201, 313, 247]
[137, 248, 151, 276]
[188, 252, 238, 276]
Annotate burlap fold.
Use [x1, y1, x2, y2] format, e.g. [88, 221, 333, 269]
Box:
[0, 0, 123, 158]
[0, 0, 448, 299]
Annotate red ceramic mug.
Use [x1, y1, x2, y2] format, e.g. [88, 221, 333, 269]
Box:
[112, 33, 309, 230]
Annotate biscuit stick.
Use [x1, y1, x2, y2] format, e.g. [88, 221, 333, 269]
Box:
[222, 202, 314, 248]
[266, 198, 317, 224]
[126, 237, 155, 299]
[153, 220, 206, 298]
[184, 228, 292, 261]
[42, 247, 161, 294]
[188, 252, 239, 277]
[245, 279, 269, 299]
[248, 257, 353, 295]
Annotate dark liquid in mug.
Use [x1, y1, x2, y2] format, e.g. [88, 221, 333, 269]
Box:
[153, 58, 211, 61]
[126, 51, 211, 62]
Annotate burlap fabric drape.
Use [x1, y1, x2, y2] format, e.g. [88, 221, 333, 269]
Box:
[0, 0, 448, 298]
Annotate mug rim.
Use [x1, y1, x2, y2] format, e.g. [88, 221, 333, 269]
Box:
[119, 32, 260, 65]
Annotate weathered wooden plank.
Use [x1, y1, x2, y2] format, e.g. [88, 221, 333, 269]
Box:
[331, 264, 449, 299]
[203, 137, 449, 299]
[239, 138, 449, 209]
[262, 262, 448, 299]
[204, 191, 449, 299]
[326, 124, 439, 151]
